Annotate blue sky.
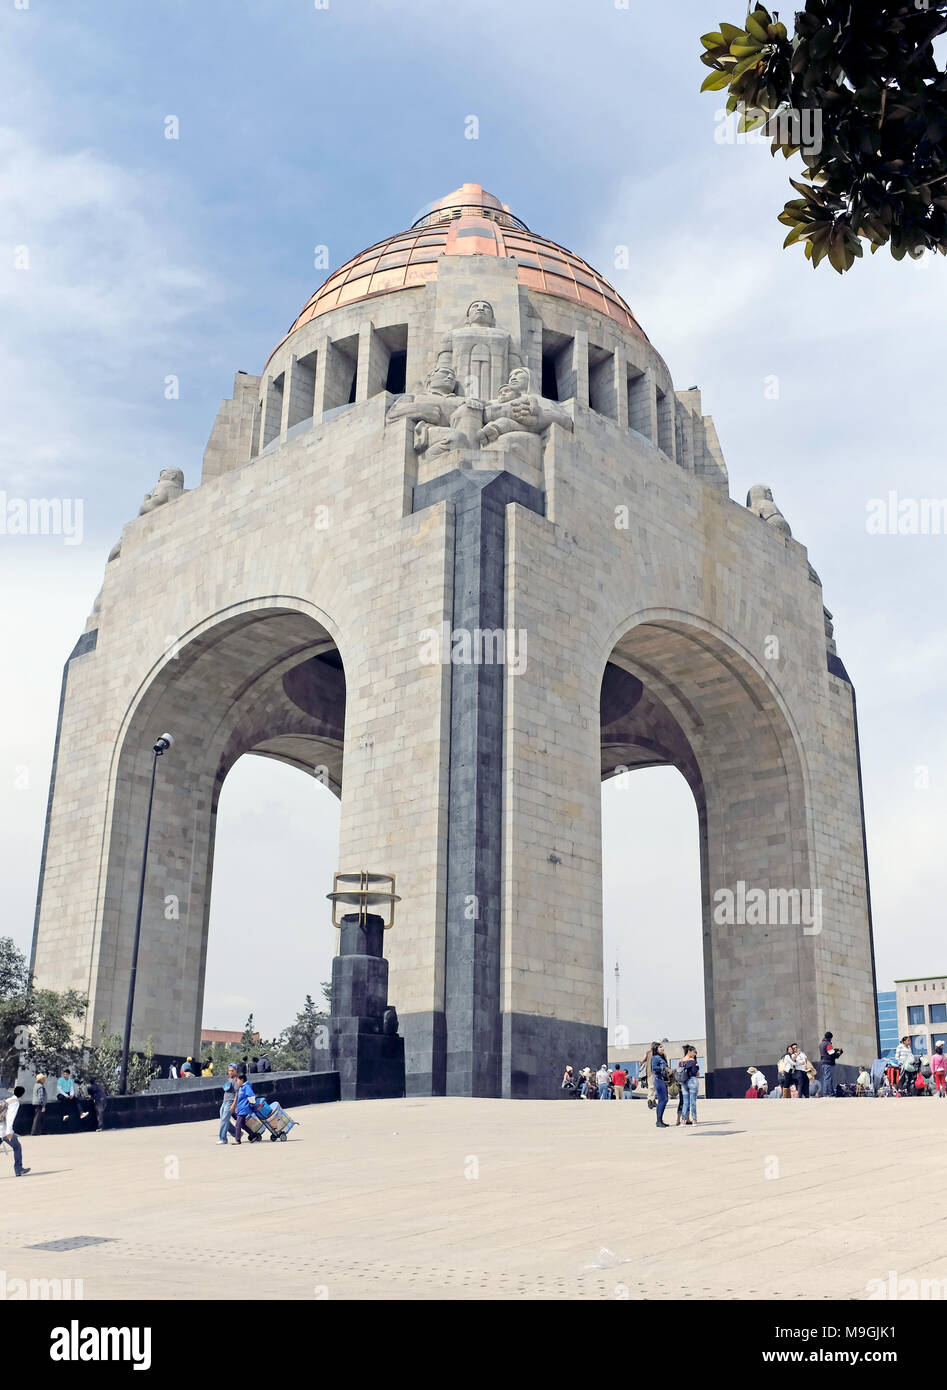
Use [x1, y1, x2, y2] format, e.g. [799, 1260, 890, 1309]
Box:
[2, 0, 946, 1044]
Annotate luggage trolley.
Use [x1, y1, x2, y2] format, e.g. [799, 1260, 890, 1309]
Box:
[244, 1098, 298, 1142]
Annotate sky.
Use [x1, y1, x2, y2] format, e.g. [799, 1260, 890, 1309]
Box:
[1, 0, 945, 1043]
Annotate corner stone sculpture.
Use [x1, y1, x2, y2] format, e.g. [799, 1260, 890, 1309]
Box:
[91, 468, 187, 620]
[139, 467, 185, 515]
[746, 484, 792, 536]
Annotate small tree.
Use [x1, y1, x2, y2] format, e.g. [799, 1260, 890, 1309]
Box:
[266, 991, 332, 1071]
[27, 988, 88, 1078]
[240, 1013, 257, 1059]
[127, 1036, 160, 1095]
[0, 937, 87, 1085]
[86, 1021, 123, 1095]
[87, 1022, 160, 1095]
[0, 936, 29, 998]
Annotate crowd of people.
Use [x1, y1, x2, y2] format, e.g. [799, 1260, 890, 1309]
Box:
[559, 1027, 947, 1120]
[169, 1053, 272, 1080]
[745, 1033, 947, 1099]
[24, 1068, 108, 1133]
[1, 1068, 109, 1177]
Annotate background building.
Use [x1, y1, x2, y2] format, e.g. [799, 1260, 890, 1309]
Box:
[877, 990, 899, 1058]
[895, 975, 947, 1057]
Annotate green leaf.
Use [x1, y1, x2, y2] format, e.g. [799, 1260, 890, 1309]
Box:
[701, 68, 734, 92]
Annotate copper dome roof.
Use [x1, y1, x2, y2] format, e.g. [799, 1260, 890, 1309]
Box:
[270, 184, 648, 360]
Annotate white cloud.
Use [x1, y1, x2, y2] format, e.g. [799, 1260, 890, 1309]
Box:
[0, 125, 219, 499]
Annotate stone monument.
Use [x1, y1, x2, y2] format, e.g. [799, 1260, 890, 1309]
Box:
[29, 182, 878, 1099]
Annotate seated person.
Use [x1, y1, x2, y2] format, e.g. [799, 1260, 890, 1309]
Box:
[478, 368, 572, 444]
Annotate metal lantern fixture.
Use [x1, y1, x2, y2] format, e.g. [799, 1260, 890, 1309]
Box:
[327, 871, 400, 928]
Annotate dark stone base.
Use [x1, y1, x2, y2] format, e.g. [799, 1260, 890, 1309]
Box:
[501, 1013, 609, 1098]
[13, 1071, 340, 1132]
[401, 1011, 608, 1098]
[402, 1010, 447, 1096]
[332, 1033, 406, 1101]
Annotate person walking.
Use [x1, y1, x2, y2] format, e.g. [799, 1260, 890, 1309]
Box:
[30, 1074, 48, 1135]
[792, 1045, 810, 1099]
[931, 1044, 947, 1099]
[679, 1046, 699, 1126]
[230, 1073, 257, 1144]
[218, 1064, 239, 1143]
[819, 1032, 843, 1097]
[1, 1087, 31, 1177]
[895, 1036, 918, 1094]
[650, 1043, 670, 1128]
[778, 1045, 796, 1098]
[612, 1063, 627, 1100]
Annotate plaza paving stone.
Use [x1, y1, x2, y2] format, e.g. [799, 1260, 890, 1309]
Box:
[1, 1095, 942, 1300]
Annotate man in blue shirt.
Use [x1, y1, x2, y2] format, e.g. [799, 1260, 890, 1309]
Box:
[56, 1069, 80, 1125]
[231, 1076, 256, 1144]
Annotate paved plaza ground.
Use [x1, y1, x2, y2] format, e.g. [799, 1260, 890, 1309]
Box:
[1, 1095, 943, 1301]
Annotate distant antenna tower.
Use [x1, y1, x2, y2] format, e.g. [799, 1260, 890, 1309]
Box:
[614, 957, 620, 1034]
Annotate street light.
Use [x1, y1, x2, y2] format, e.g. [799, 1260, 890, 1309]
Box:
[119, 732, 173, 1094]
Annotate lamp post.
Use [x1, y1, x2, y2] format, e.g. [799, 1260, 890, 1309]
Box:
[119, 732, 173, 1094]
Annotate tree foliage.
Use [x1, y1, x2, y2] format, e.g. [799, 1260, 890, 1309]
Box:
[700, 3, 947, 270]
[0, 936, 87, 1085]
[86, 1022, 160, 1095]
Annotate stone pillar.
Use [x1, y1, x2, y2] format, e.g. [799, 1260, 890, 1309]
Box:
[411, 469, 545, 1097]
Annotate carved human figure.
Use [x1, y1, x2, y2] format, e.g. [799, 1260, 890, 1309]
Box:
[746, 484, 792, 537]
[435, 300, 521, 402]
[386, 365, 483, 457]
[140, 467, 186, 515]
[91, 467, 186, 619]
[477, 367, 573, 444]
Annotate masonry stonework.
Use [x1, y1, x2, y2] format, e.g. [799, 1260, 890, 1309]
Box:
[31, 184, 877, 1098]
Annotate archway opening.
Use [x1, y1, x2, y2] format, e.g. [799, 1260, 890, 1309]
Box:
[599, 618, 814, 1085]
[96, 605, 347, 1058]
[203, 755, 341, 1044]
[601, 765, 704, 1056]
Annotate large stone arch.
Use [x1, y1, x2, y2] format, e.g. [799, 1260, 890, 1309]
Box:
[90, 599, 347, 1055]
[599, 611, 820, 1079]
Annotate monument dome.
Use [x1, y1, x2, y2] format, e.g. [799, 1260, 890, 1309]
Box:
[268, 182, 648, 364]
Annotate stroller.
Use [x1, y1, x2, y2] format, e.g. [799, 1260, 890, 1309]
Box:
[243, 1096, 298, 1142]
